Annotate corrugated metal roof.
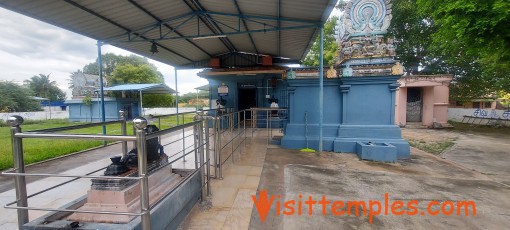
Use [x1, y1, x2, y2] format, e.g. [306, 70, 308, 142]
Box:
[0, 0, 336, 68]
[195, 84, 210, 91]
[103, 84, 176, 94]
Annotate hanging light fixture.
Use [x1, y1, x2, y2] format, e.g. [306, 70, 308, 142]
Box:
[150, 41, 158, 54]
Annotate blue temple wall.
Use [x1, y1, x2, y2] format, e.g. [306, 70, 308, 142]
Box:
[281, 76, 410, 159]
[204, 74, 410, 159]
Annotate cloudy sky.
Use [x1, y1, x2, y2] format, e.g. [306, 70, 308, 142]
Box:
[0, 7, 207, 99]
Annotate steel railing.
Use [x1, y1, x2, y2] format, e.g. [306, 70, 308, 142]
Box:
[2, 109, 215, 230]
[3, 107, 287, 230]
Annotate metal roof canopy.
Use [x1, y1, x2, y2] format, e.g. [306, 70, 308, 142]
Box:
[103, 83, 175, 116]
[103, 83, 176, 94]
[0, 0, 336, 69]
[195, 84, 209, 91]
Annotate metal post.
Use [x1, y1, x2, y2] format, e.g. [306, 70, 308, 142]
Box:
[8, 116, 29, 229]
[266, 110, 269, 144]
[139, 90, 144, 116]
[175, 68, 179, 124]
[212, 115, 219, 178]
[197, 116, 206, 201]
[97, 41, 107, 145]
[133, 117, 151, 230]
[204, 116, 211, 196]
[230, 112, 234, 162]
[182, 127, 186, 162]
[319, 25, 324, 152]
[237, 112, 241, 154]
[243, 110, 246, 149]
[218, 115, 223, 179]
[119, 110, 128, 158]
[193, 114, 199, 170]
[251, 109, 254, 138]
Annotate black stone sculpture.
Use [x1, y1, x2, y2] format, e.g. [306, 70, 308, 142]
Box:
[104, 124, 165, 176]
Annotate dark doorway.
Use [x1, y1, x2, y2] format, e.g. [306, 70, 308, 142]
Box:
[238, 88, 257, 120]
[406, 88, 423, 122]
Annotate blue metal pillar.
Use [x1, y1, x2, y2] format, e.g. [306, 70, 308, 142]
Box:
[175, 68, 179, 124]
[97, 41, 106, 140]
[319, 26, 324, 152]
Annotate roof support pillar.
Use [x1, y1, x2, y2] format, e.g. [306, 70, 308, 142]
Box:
[97, 41, 106, 142]
[139, 90, 144, 116]
[175, 68, 179, 124]
[319, 25, 324, 152]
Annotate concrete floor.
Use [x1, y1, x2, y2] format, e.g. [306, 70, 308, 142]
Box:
[1, 128, 509, 229]
[183, 129, 510, 230]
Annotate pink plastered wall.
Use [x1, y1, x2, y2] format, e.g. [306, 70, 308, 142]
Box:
[395, 75, 452, 127]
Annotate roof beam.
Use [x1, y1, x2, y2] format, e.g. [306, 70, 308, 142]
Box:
[103, 10, 321, 43]
[63, 0, 192, 62]
[232, 0, 259, 54]
[109, 24, 318, 43]
[182, 0, 238, 52]
[127, 0, 212, 58]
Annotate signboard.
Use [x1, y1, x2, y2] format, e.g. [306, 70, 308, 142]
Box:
[218, 84, 228, 96]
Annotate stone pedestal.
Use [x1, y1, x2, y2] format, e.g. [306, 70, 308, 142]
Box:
[68, 164, 181, 223]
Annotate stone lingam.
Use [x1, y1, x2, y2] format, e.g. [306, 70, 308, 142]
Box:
[68, 122, 181, 224]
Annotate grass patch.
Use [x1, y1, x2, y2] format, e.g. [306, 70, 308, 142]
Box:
[0, 114, 196, 171]
[448, 121, 510, 136]
[408, 138, 456, 155]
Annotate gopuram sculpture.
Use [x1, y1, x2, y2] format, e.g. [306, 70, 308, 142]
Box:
[336, 0, 403, 76]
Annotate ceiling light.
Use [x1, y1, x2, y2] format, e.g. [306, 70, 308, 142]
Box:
[193, 35, 227, 40]
[150, 42, 158, 54]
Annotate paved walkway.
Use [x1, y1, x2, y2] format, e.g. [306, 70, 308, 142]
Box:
[179, 132, 268, 229]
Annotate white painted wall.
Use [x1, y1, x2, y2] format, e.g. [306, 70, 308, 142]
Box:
[1, 107, 205, 122]
[0, 111, 69, 121]
[142, 107, 196, 115]
[448, 108, 510, 123]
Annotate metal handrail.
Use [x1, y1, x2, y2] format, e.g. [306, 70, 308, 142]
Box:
[3, 110, 214, 230]
[26, 120, 123, 133]
[15, 133, 136, 141]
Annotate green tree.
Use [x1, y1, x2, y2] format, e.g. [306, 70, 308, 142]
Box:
[110, 64, 164, 85]
[417, 0, 510, 98]
[110, 64, 173, 108]
[81, 53, 172, 107]
[0, 82, 40, 112]
[83, 53, 161, 81]
[302, 16, 339, 67]
[24, 74, 66, 101]
[389, 0, 442, 74]
[142, 94, 174, 108]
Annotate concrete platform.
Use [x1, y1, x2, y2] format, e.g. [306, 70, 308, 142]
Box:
[2, 128, 510, 229]
[249, 141, 510, 229]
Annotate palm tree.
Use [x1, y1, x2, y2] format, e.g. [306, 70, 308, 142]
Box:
[24, 74, 58, 100]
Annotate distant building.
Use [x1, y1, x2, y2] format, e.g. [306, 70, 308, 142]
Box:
[449, 98, 507, 110]
[69, 73, 107, 99]
[65, 97, 139, 122]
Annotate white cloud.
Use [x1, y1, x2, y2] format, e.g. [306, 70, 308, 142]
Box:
[0, 8, 208, 99]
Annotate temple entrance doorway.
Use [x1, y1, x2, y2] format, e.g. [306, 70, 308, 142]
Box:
[406, 87, 423, 122]
[238, 86, 257, 122]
